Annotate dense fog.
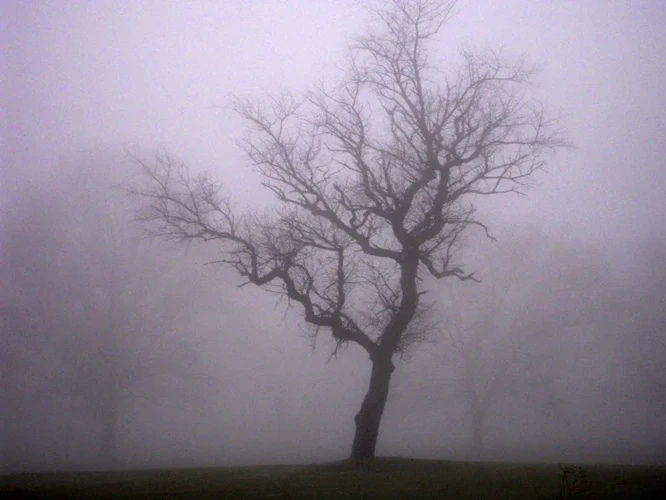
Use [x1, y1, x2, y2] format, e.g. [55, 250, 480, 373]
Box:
[2, 1, 665, 472]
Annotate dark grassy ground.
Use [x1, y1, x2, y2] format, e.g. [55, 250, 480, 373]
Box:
[1, 457, 664, 499]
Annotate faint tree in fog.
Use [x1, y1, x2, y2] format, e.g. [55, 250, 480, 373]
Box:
[0, 155, 213, 470]
[436, 230, 626, 459]
[607, 236, 666, 458]
[0, 189, 71, 472]
[0, 305, 46, 472]
[440, 294, 525, 458]
[48, 226, 203, 470]
[128, 0, 567, 462]
[628, 238, 666, 401]
[432, 230, 545, 458]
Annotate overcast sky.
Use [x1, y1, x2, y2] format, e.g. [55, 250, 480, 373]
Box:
[2, 1, 666, 469]
[4, 1, 665, 242]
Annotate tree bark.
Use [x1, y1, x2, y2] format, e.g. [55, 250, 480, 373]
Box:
[350, 354, 394, 463]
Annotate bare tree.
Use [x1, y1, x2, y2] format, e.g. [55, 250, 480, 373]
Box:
[48, 223, 205, 470]
[0, 154, 216, 471]
[451, 232, 624, 458]
[440, 295, 520, 458]
[438, 277, 562, 459]
[128, 0, 567, 463]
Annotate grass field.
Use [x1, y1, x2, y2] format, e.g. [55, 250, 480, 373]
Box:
[1, 457, 664, 499]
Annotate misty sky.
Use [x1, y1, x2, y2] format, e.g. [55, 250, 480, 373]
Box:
[4, 1, 665, 240]
[2, 1, 666, 469]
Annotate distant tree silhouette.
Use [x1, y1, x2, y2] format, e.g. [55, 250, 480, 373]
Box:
[437, 231, 624, 459]
[0, 154, 213, 470]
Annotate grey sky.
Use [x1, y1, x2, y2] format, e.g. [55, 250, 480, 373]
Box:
[4, 1, 665, 240]
[2, 1, 666, 469]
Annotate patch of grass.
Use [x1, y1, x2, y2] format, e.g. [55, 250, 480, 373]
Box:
[1, 457, 664, 499]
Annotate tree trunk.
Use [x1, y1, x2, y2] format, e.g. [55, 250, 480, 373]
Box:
[350, 355, 394, 463]
[99, 403, 119, 470]
[471, 407, 485, 459]
[0, 394, 24, 473]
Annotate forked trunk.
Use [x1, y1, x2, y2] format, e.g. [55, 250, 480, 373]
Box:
[350, 355, 394, 463]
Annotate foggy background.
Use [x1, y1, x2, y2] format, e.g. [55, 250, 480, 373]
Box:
[2, 1, 665, 472]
